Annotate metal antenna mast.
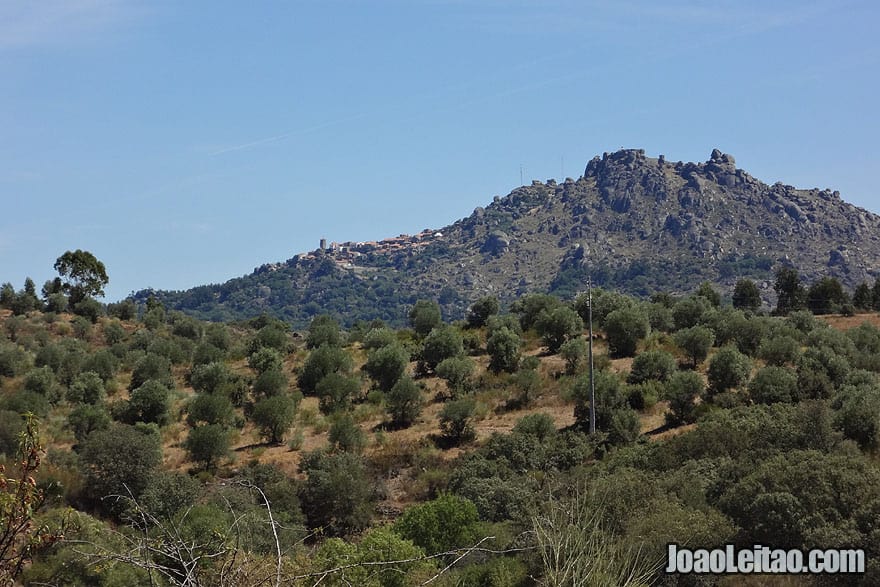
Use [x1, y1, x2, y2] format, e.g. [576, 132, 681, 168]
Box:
[588, 276, 596, 435]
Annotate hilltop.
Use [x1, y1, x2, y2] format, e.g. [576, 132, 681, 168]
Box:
[134, 148, 880, 326]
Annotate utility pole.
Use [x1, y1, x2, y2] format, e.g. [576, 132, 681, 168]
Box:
[587, 276, 596, 435]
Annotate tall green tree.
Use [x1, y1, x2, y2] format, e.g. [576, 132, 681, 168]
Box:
[328, 413, 366, 454]
[11, 279, 40, 315]
[439, 398, 476, 444]
[628, 350, 676, 384]
[560, 337, 588, 375]
[732, 278, 762, 311]
[186, 393, 235, 427]
[853, 282, 873, 310]
[807, 277, 850, 315]
[125, 380, 172, 426]
[421, 326, 463, 371]
[511, 293, 563, 331]
[0, 283, 14, 308]
[664, 371, 704, 424]
[774, 267, 807, 316]
[54, 250, 109, 304]
[315, 372, 361, 415]
[67, 403, 111, 442]
[749, 366, 798, 405]
[671, 296, 713, 330]
[436, 356, 475, 398]
[306, 314, 343, 349]
[298, 344, 353, 393]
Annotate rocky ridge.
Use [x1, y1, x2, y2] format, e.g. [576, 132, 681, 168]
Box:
[134, 149, 880, 326]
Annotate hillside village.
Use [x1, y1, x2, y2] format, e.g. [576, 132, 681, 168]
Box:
[254, 229, 446, 275]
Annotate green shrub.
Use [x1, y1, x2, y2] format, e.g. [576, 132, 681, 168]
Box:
[673, 326, 715, 368]
[298, 344, 353, 394]
[486, 327, 521, 373]
[394, 494, 480, 555]
[298, 450, 375, 536]
[439, 398, 476, 444]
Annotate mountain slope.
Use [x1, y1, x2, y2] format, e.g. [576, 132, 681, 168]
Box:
[134, 148, 880, 326]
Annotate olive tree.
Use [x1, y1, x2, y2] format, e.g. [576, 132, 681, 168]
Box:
[466, 296, 500, 328]
[362, 343, 408, 391]
[749, 366, 798, 405]
[603, 307, 649, 358]
[184, 424, 230, 470]
[439, 398, 477, 445]
[673, 326, 715, 368]
[486, 327, 521, 373]
[664, 371, 704, 425]
[385, 376, 424, 428]
[297, 344, 353, 394]
[80, 424, 162, 515]
[408, 300, 442, 337]
[707, 346, 752, 394]
[252, 394, 299, 444]
[420, 326, 463, 372]
[627, 350, 676, 384]
[537, 306, 583, 354]
[298, 450, 375, 536]
[436, 356, 475, 398]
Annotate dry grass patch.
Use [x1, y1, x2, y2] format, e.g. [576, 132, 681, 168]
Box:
[821, 312, 880, 331]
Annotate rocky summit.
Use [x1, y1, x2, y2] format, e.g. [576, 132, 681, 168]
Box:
[135, 149, 880, 326]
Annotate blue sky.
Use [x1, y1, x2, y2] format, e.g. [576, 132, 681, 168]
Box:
[2, 0, 878, 301]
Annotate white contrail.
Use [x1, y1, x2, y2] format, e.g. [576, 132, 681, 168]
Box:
[209, 113, 368, 156]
